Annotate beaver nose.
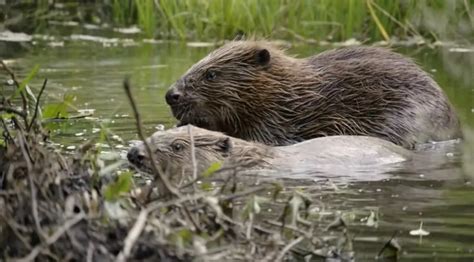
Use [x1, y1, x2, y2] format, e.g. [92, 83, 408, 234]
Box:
[127, 147, 145, 166]
[165, 88, 182, 106]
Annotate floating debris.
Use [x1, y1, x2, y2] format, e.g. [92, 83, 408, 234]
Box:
[449, 47, 474, 53]
[48, 20, 79, 27]
[0, 30, 32, 42]
[66, 145, 76, 150]
[409, 221, 430, 236]
[187, 42, 216, 48]
[114, 26, 141, 34]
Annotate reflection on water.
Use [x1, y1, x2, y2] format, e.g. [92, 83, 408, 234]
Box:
[2, 39, 474, 261]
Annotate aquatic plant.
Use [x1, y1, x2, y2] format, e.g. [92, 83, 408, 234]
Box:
[2, 0, 473, 42]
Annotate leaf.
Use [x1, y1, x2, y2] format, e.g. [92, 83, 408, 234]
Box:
[201, 162, 222, 178]
[104, 172, 133, 201]
[0, 113, 15, 119]
[42, 94, 75, 119]
[200, 182, 214, 191]
[13, 64, 40, 99]
[42, 103, 69, 119]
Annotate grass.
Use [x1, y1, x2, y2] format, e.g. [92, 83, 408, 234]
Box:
[4, 0, 473, 42]
[108, 0, 473, 42]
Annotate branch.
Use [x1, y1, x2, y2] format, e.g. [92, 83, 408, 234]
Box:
[0, 60, 29, 114]
[14, 214, 85, 262]
[122, 77, 179, 198]
[116, 209, 148, 262]
[28, 78, 48, 131]
[0, 105, 27, 119]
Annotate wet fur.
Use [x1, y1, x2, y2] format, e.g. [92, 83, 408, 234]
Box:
[168, 41, 461, 148]
[129, 125, 411, 175]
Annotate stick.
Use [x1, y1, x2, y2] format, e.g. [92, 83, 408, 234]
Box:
[17, 134, 45, 241]
[14, 214, 85, 262]
[274, 236, 304, 262]
[27, 78, 47, 131]
[0, 105, 27, 118]
[116, 209, 148, 262]
[187, 125, 198, 180]
[0, 60, 29, 115]
[122, 77, 179, 198]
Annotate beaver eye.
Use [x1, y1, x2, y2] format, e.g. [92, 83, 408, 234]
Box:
[205, 70, 217, 81]
[171, 142, 184, 152]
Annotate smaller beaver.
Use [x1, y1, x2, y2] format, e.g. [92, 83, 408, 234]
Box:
[127, 125, 411, 176]
[165, 41, 462, 149]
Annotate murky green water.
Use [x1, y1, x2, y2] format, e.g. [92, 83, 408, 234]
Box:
[2, 37, 474, 261]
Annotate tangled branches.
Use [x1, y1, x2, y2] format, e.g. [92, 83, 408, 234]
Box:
[0, 62, 393, 261]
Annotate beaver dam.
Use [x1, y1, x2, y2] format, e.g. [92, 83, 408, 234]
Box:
[1, 37, 474, 261]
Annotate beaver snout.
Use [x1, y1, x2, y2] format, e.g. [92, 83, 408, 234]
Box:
[127, 146, 145, 166]
[165, 88, 182, 106]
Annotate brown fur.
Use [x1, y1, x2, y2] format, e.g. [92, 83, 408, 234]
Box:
[166, 41, 462, 148]
[127, 125, 272, 175]
[127, 125, 411, 176]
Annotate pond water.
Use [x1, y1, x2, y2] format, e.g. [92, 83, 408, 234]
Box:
[2, 36, 474, 261]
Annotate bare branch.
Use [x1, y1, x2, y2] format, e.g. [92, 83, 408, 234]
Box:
[123, 77, 180, 198]
[28, 78, 48, 131]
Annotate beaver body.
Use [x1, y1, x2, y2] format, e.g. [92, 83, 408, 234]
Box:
[127, 125, 411, 175]
[165, 41, 461, 149]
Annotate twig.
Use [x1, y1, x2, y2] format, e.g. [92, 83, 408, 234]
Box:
[181, 205, 202, 233]
[123, 77, 179, 198]
[146, 192, 210, 213]
[0, 118, 13, 143]
[187, 125, 198, 180]
[87, 243, 94, 262]
[219, 185, 268, 202]
[17, 133, 45, 241]
[0, 60, 29, 114]
[14, 214, 85, 262]
[27, 78, 47, 131]
[264, 220, 312, 237]
[116, 209, 148, 262]
[274, 236, 304, 262]
[0, 105, 27, 118]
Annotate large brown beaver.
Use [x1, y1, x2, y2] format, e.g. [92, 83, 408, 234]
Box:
[127, 125, 411, 176]
[165, 41, 461, 149]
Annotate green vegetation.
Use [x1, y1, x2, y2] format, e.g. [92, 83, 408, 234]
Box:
[110, 0, 474, 42]
[3, 0, 473, 42]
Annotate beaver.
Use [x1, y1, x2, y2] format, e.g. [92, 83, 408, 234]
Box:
[165, 41, 462, 149]
[127, 125, 411, 176]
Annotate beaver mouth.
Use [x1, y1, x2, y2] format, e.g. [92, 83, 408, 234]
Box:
[170, 103, 213, 130]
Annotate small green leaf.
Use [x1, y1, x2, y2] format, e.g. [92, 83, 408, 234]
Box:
[0, 113, 15, 119]
[42, 103, 69, 119]
[13, 64, 40, 99]
[200, 182, 214, 191]
[202, 162, 222, 177]
[104, 172, 133, 201]
[42, 94, 76, 119]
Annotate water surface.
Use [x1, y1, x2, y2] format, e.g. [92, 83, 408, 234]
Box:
[2, 36, 474, 261]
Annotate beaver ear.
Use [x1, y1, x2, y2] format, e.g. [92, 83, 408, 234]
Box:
[216, 137, 232, 154]
[255, 49, 270, 66]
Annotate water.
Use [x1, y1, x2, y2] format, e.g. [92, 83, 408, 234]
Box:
[2, 36, 474, 261]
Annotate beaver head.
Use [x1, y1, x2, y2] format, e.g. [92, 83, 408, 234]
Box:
[127, 125, 233, 175]
[165, 41, 312, 145]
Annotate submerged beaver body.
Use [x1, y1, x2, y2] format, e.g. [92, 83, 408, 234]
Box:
[127, 125, 411, 175]
[165, 41, 461, 149]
